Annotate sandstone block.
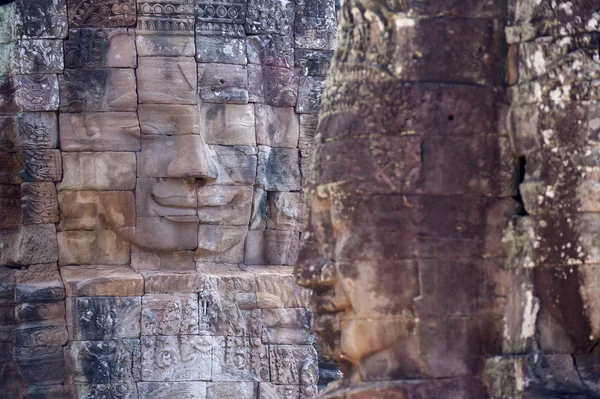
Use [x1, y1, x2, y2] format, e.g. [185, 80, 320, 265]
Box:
[294, 0, 336, 50]
[135, 217, 199, 251]
[16, 302, 65, 323]
[141, 294, 199, 335]
[59, 68, 137, 112]
[197, 185, 253, 225]
[8, 40, 64, 75]
[195, 224, 247, 263]
[136, 178, 196, 218]
[245, 229, 301, 265]
[58, 190, 135, 231]
[17, 112, 59, 149]
[0, 183, 22, 228]
[13, 0, 68, 40]
[208, 145, 258, 186]
[20, 149, 62, 182]
[138, 382, 207, 399]
[257, 146, 301, 191]
[66, 296, 141, 340]
[136, 0, 194, 56]
[259, 383, 300, 398]
[247, 34, 294, 68]
[295, 48, 333, 76]
[137, 135, 215, 178]
[249, 187, 267, 230]
[248, 64, 298, 107]
[15, 346, 65, 385]
[137, 57, 197, 104]
[0, 224, 58, 266]
[13, 320, 68, 348]
[64, 384, 139, 399]
[57, 230, 130, 265]
[255, 104, 300, 148]
[296, 76, 325, 114]
[141, 335, 212, 381]
[142, 271, 205, 293]
[67, 0, 136, 28]
[15, 263, 65, 303]
[58, 152, 136, 191]
[245, 0, 293, 35]
[201, 103, 255, 146]
[269, 345, 318, 385]
[59, 112, 140, 151]
[132, 247, 196, 272]
[14, 73, 59, 111]
[22, 384, 65, 399]
[137, 34, 196, 57]
[299, 113, 317, 157]
[212, 335, 253, 381]
[195, 0, 246, 26]
[198, 63, 248, 104]
[267, 192, 306, 231]
[64, 28, 136, 68]
[207, 382, 256, 399]
[261, 308, 313, 345]
[64, 339, 141, 385]
[22, 182, 60, 225]
[195, 35, 247, 65]
[139, 104, 199, 135]
[254, 268, 310, 308]
[0, 116, 18, 152]
[61, 265, 144, 297]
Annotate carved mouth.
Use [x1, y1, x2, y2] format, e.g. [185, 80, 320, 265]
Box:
[151, 193, 197, 209]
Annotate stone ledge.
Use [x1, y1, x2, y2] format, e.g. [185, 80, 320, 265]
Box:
[60, 265, 144, 297]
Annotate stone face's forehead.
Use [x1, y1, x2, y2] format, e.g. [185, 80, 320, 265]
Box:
[0, 0, 333, 396]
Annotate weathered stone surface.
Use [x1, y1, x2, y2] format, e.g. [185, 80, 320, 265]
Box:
[139, 104, 199, 135]
[141, 335, 212, 381]
[58, 152, 136, 191]
[197, 185, 253, 225]
[142, 271, 205, 293]
[259, 383, 300, 398]
[7, 40, 64, 75]
[249, 187, 267, 230]
[254, 268, 310, 308]
[59, 68, 137, 112]
[296, 76, 325, 114]
[61, 265, 144, 297]
[248, 64, 299, 107]
[261, 308, 313, 345]
[211, 335, 254, 381]
[137, 135, 215, 178]
[195, 0, 246, 26]
[269, 345, 318, 385]
[58, 190, 135, 231]
[0, 116, 18, 152]
[136, 178, 196, 219]
[20, 149, 62, 182]
[67, 0, 137, 28]
[15, 74, 60, 111]
[267, 192, 305, 231]
[196, 225, 247, 263]
[298, 113, 317, 157]
[22, 384, 65, 399]
[207, 381, 256, 398]
[138, 382, 207, 399]
[17, 112, 59, 149]
[0, 183, 22, 228]
[64, 339, 141, 385]
[59, 112, 140, 151]
[294, 0, 336, 50]
[195, 35, 247, 65]
[255, 104, 299, 148]
[13, 320, 68, 348]
[295, 48, 332, 76]
[247, 34, 294, 68]
[208, 145, 258, 186]
[257, 146, 301, 191]
[200, 103, 255, 146]
[8, 0, 68, 40]
[0, 153, 23, 184]
[132, 246, 196, 272]
[135, 217, 199, 251]
[245, 230, 301, 265]
[64, 28, 137, 68]
[137, 57, 197, 104]
[66, 296, 141, 340]
[64, 383, 139, 399]
[136, 0, 195, 56]
[57, 230, 131, 265]
[198, 63, 248, 104]
[15, 262, 65, 303]
[21, 182, 60, 225]
[16, 302, 65, 323]
[142, 294, 199, 335]
[15, 346, 65, 384]
[0, 224, 58, 266]
[245, 0, 293, 35]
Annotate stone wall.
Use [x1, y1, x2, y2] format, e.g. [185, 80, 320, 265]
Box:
[0, 0, 336, 397]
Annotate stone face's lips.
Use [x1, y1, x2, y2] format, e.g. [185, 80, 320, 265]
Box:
[151, 193, 197, 208]
[164, 215, 199, 223]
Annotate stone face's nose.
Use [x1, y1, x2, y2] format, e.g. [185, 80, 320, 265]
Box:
[167, 134, 218, 180]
